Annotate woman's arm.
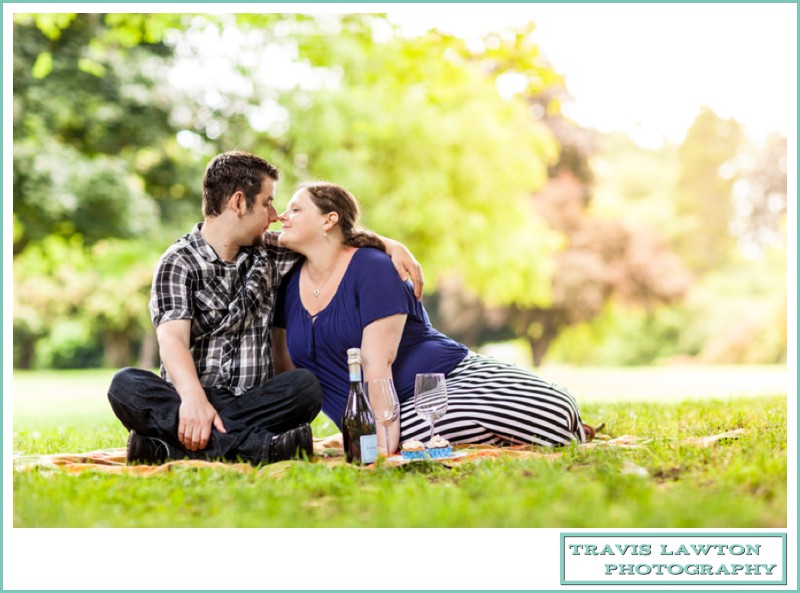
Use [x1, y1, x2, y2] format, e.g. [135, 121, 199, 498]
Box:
[272, 328, 296, 375]
[361, 314, 408, 454]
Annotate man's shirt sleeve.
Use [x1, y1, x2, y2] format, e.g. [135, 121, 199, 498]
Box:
[149, 253, 194, 328]
[263, 231, 302, 280]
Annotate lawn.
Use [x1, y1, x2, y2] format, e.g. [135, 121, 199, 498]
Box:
[11, 369, 788, 528]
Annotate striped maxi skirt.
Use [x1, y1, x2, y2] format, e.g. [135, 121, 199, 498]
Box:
[399, 353, 588, 447]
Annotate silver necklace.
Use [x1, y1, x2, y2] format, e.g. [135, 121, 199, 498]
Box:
[307, 262, 337, 298]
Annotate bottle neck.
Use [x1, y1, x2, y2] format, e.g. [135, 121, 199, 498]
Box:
[348, 362, 362, 384]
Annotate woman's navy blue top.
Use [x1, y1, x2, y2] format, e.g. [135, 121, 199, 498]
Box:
[274, 247, 468, 430]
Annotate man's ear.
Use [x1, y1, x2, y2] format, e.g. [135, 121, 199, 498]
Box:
[227, 191, 247, 216]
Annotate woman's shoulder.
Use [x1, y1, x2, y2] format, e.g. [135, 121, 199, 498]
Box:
[350, 247, 397, 281]
[353, 246, 392, 267]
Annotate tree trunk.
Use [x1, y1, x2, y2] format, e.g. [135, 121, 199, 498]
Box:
[16, 339, 36, 369]
[137, 332, 159, 369]
[103, 331, 132, 368]
[528, 323, 558, 368]
[528, 335, 547, 368]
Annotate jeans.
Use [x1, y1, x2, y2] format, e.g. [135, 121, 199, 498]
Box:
[108, 367, 323, 463]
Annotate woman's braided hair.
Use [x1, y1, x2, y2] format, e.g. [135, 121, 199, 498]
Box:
[300, 182, 386, 252]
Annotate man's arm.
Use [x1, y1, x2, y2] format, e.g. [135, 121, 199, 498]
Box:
[156, 319, 226, 451]
[375, 235, 425, 300]
[267, 227, 422, 297]
[272, 328, 296, 375]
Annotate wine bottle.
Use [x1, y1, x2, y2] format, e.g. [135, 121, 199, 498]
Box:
[341, 348, 378, 465]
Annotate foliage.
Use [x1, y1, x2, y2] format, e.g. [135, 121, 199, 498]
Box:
[14, 13, 569, 367]
[217, 17, 565, 306]
[591, 132, 681, 231]
[32, 319, 104, 369]
[12, 13, 788, 369]
[433, 167, 692, 366]
[678, 249, 787, 364]
[547, 304, 690, 366]
[13, 396, 786, 527]
[12, 13, 211, 248]
[543, 122, 787, 367]
[520, 170, 692, 365]
[13, 236, 161, 368]
[13, 13, 204, 366]
[673, 107, 745, 274]
[13, 138, 159, 253]
[13, 13, 173, 155]
[730, 132, 788, 256]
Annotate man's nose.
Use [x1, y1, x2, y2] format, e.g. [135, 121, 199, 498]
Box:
[270, 207, 280, 223]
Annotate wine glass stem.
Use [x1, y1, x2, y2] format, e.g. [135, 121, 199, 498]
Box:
[429, 421, 435, 441]
[384, 425, 391, 456]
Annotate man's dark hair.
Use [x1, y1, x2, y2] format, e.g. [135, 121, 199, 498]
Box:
[202, 151, 280, 216]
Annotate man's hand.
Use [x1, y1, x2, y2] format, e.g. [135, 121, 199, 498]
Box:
[156, 319, 228, 451]
[382, 237, 425, 300]
[178, 392, 227, 451]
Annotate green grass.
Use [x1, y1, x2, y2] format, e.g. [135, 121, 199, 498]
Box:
[12, 382, 786, 528]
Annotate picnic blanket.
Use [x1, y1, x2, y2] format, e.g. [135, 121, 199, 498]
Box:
[12, 430, 746, 477]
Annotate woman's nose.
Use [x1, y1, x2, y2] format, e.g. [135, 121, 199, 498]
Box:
[277, 210, 287, 222]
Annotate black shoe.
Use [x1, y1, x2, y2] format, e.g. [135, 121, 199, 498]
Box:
[126, 430, 173, 465]
[268, 424, 313, 463]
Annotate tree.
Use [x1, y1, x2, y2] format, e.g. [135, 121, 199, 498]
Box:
[13, 13, 191, 366]
[730, 132, 788, 257]
[673, 106, 745, 274]
[50, 13, 569, 306]
[421, 25, 692, 367]
[13, 13, 205, 255]
[434, 166, 692, 366]
[269, 21, 566, 307]
[14, 13, 570, 367]
[13, 236, 159, 368]
[15, 13, 707, 369]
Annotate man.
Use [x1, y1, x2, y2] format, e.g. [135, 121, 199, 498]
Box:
[108, 151, 423, 465]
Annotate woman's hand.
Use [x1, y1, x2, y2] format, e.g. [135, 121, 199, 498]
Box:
[380, 237, 425, 300]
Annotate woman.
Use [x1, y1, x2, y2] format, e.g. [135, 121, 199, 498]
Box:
[273, 182, 593, 454]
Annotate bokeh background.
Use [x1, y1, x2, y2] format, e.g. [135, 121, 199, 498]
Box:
[10, 9, 792, 396]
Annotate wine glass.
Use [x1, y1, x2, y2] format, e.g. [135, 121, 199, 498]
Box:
[414, 373, 448, 442]
[366, 378, 400, 456]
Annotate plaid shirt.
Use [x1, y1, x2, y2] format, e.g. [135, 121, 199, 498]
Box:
[149, 224, 300, 396]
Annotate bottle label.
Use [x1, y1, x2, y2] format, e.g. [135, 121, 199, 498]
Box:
[360, 434, 378, 464]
